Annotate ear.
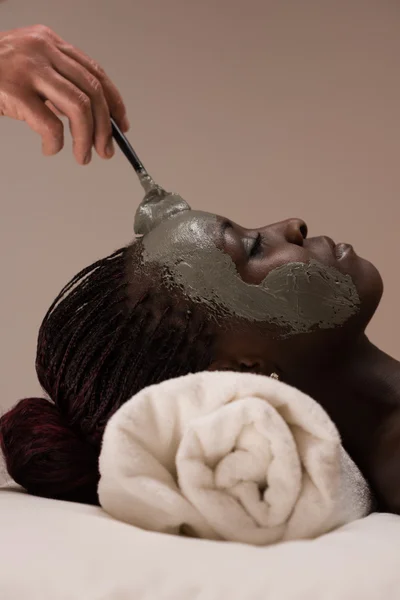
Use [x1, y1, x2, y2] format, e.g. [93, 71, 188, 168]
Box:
[208, 355, 271, 375]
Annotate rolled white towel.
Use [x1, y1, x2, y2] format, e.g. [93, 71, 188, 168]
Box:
[98, 372, 372, 546]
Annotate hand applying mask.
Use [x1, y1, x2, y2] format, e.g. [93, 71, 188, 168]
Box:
[0, 24, 129, 164]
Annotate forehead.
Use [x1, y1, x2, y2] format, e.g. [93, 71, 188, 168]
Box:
[141, 210, 221, 254]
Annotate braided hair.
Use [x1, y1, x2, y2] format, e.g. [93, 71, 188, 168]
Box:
[0, 241, 215, 504]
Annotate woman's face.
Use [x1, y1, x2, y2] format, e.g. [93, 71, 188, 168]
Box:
[140, 209, 383, 373]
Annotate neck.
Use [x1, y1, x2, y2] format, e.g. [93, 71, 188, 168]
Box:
[336, 335, 400, 408]
[289, 335, 400, 474]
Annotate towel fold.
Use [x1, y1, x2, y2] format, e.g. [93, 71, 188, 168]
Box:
[98, 372, 372, 545]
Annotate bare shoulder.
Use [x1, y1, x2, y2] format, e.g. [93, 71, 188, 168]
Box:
[369, 410, 400, 514]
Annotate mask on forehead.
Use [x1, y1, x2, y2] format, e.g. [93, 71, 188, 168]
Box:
[134, 193, 360, 336]
[134, 178, 191, 235]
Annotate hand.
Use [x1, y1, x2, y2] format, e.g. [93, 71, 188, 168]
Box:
[0, 24, 129, 164]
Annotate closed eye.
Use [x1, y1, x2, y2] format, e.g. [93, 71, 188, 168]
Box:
[250, 233, 262, 257]
[243, 233, 262, 258]
[222, 221, 262, 260]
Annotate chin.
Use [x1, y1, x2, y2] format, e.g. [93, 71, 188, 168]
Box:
[350, 255, 383, 323]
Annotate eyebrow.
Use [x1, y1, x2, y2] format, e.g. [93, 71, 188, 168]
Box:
[221, 220, 233, 233]
[220, 220, 233, 242]
[216, 220, 232, 250]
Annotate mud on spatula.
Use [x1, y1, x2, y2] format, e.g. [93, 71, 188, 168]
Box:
[111, 117, 190, 236]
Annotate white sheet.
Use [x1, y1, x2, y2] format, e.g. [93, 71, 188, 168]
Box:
[1, 488, 399, 600]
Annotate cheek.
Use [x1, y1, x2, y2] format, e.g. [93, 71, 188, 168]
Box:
[260, 261, 361, 335]
[244, 246, 309, 285]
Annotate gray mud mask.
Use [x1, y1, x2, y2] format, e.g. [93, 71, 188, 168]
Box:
[134, 174, 191, 236]
[139, 210, 360, 336]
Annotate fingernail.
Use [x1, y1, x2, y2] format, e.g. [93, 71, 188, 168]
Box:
[121, 116, 130, 132]
[106, 139, 114, 158]
[84, 151, 92, 165]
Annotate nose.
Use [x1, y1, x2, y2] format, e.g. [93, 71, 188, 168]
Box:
[255, 218, 307, 246]
[279, 218, 308, 246]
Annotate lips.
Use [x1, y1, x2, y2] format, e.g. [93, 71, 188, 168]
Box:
[335, 243, 354, 260]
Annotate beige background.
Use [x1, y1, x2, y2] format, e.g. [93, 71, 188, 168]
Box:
[1, 1, 400, 411]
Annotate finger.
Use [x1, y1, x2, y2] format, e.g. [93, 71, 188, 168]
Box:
[34, 70, 94, 165]
[43, 29, 129, 131]
[45, 100, 64, 119]
[18, 94, 64, 156]
[50, 48, 114, 159]
[57, 43, 129, 132]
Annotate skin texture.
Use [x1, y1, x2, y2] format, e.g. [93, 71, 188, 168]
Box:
[0, 25, 129, 164]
